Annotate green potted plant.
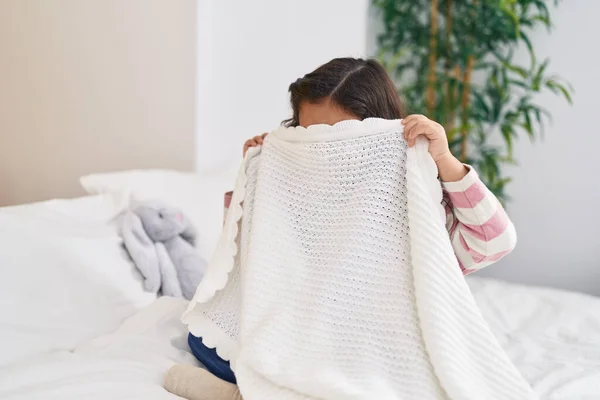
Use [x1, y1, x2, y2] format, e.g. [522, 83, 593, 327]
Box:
[374, 0, 573, 201]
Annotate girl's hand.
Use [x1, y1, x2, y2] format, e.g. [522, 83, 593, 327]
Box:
[401, 114, 468, 182]
[243, 133, 268, 156]
[401, 114, 450, 162]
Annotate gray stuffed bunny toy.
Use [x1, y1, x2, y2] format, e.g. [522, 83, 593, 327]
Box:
[120, 201, 207, 300]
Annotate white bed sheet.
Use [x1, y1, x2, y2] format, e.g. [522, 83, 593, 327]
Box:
[468, 277, 600, 399]
[0, 297, 195, 400]
[0, 278, 598, 399]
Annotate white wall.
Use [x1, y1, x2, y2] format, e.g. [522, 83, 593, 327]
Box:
[475, 3, 600, 295]
[0, 0, 196, 206]
[196, 0, 369, 170]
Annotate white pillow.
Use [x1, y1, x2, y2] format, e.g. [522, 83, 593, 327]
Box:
[80, 166, 239, 260]
[3, 192, 129, 225]
[0, 195, 156, 368]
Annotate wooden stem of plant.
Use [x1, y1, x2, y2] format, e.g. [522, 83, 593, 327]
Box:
[445, 0, 453, 50]
[460, 55, 475, 161]
[427, 0, 439, 116]
[447, 65, 461, 137]
[457, 0, 479, 161]
[443, 0, 454, 133]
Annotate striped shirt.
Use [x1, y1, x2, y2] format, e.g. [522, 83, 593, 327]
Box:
[442, 166, 516, 275]
[224, 165, 515, 276]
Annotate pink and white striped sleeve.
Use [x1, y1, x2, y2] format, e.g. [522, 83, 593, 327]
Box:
[441, 166, 517, 275]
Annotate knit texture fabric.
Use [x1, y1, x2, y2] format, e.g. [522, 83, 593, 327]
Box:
[182, 119, 535, 400]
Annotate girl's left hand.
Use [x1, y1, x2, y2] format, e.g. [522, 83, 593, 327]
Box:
[401, 114, 450, 163]
[402, 114, 468, 182]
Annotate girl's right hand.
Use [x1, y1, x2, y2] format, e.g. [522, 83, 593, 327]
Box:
[243, 133, 268, 156]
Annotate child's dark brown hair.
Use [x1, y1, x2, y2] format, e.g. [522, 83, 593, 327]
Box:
[283, 57, 406, 127]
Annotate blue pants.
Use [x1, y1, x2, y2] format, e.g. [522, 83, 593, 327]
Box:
[187, 333, 236, 384]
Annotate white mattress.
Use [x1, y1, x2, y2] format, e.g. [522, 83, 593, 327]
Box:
[468, 277, 600, 399]
[0, 297, 194, 400]
[0, 278, 598, 399]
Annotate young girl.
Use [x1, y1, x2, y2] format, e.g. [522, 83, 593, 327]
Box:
[168, 57, 516, 400]
[242, 57, 516, 275]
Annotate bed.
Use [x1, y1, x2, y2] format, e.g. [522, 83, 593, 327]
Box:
[0, 169, 598, 399]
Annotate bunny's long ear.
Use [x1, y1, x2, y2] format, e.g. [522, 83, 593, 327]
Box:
[156, 242, 183, 298]
[121, 211, 161, 293]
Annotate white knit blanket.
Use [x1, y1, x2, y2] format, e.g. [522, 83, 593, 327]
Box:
[182, 119, 536, 400]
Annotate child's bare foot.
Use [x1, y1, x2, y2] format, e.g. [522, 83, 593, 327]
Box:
[164, 364, 241, 400]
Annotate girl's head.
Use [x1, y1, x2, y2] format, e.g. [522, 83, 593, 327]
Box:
[284, 57, 406, 128]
